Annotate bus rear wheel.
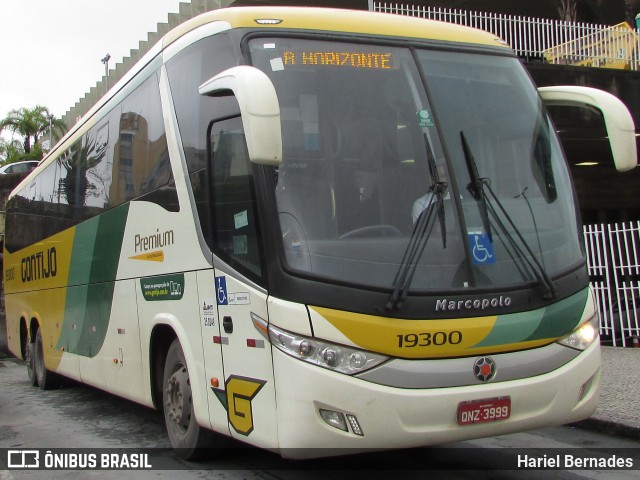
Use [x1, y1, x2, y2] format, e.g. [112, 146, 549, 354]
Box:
[24, 333, 37, 387]
[33, 328, 59, 390]
[162, 338, 222, 459]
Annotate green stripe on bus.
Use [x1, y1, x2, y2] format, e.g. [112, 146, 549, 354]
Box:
[57, 204, 130, 357]
[88, 204, 130, 283]
[473, 288, 588, 347]
[524, 288, 588, 340]
[67, 220, 99, 286]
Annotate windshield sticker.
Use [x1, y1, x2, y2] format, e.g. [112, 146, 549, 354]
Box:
[301, 94, 320, 150]
[417, 109, 434, 127]
[468, 230, 496, 265]
[264, 43, 276, 49]
[233, 235, 248, 255]
[283, 51, 394, 69]
[270, 57, 285, 71]
[234, 210, 249, 229]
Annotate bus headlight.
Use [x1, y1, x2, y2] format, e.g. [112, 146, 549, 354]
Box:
[557, 312, 599, 351]
[268, 324, 388, 374]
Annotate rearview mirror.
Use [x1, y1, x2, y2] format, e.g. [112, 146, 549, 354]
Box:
[200, 66, 282, 165]
[538, 86, 637, 172]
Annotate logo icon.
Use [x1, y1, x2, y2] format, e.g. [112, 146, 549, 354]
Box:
[8, 450, 39, 468]
[473, 356, 497, 382]
[212, 375, 266, 435]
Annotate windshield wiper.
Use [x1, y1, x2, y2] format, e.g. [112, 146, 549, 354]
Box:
[459, 131, 556, 299]
[385, 135, 447, 311]
[426, 134, 447, 250]
[461, 131, 492, 242]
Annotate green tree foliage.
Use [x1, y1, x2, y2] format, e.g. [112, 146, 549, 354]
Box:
[0, 106, 66, 162]
[557, 0, 580, 21]
[0, 138, 24, 164]
[59, 129, 107, 206]
[624, 0, 640, 25]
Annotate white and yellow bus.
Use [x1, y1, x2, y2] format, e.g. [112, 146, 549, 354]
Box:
[3, 7, 637, 459]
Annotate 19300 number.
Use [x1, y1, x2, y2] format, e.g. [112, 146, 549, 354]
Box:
[396, 331, 463, 348]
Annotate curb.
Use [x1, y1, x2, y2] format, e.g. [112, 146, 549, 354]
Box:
[572, 417, 640, 441]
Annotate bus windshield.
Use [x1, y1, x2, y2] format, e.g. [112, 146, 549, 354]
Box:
[249, 37, 583, 295]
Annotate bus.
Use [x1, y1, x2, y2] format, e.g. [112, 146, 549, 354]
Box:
[3, 6, 637, 459]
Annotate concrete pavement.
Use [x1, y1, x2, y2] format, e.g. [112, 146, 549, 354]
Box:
[576, 346, 640, 439]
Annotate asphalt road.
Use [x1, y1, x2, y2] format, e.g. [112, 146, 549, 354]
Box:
[1, 353, 639, 480]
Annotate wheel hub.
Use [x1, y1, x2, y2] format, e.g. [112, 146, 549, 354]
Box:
[165, 366, 192, 431]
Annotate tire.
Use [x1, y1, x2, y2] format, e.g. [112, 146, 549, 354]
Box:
[25, 337, 37, 387]
[34, 328, 59, 390]
[163, 338, 223, 459]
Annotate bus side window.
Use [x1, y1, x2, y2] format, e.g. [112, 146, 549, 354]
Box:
[209, 115, 265, 283]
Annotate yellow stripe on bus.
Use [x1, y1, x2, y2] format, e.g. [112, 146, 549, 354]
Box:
[310, 306, 498, 359]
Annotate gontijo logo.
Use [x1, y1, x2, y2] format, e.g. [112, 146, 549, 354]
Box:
[21, 247, 57, 283]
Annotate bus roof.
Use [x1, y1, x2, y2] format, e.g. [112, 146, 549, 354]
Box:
[164, 6, 510, 50]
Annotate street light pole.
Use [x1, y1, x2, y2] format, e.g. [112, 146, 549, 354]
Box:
[101, 53, 111, 92]
[48, 114, 53, 151]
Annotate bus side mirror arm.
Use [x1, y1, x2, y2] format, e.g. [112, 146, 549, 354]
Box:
[538, 86, 637, 172]
[199, 66, 283, 165]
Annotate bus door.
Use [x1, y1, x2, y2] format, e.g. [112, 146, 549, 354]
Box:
[207, 115, 279, 448]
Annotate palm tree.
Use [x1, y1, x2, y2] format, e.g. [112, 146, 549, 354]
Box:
[0, 106, 66, 156]
[557, 0, 580, 21]
[59, 128, 107, 207]
[625, 0, 640, 25]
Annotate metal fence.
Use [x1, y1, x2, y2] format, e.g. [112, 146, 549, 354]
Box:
[368, 2, 640, 345]
[585, 223, 640, 346]
[369, 2, 640, 70]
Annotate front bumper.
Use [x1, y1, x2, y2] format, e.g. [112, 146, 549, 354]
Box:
[272, 341, 600, 458]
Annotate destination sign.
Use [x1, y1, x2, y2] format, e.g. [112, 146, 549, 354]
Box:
[282, 51, 394, 69]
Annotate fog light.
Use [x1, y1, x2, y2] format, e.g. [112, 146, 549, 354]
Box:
[319, 409, 348, 432]
[578, 374, 597, 403]
[346, 414, 363, 436]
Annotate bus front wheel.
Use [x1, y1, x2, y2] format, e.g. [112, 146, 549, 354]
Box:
[162, 338, 221, 459]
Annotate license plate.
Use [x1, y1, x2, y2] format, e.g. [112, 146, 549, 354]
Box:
[457, 396, 511, 426]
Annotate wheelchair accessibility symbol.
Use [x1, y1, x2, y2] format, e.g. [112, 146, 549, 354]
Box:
[468, 231, 496, 265]
[216, 276, 228, 305]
